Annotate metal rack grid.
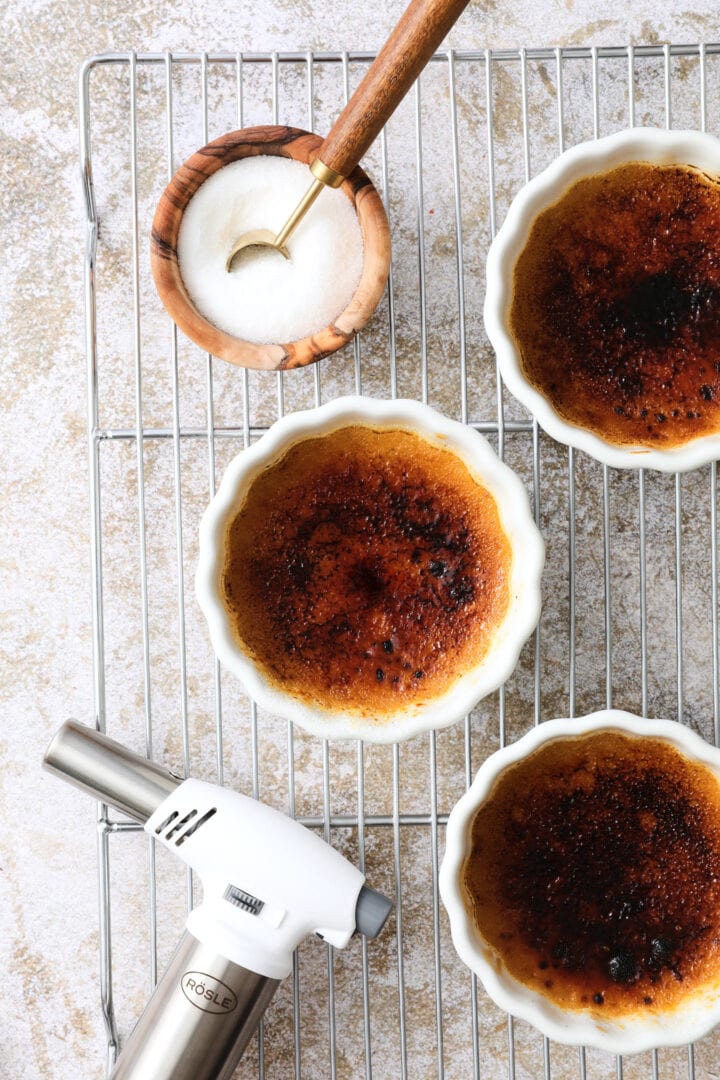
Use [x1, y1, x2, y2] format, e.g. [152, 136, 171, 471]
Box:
[82, 43, 720, 1080]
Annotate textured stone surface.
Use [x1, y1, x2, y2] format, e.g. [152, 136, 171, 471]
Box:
[3, 2, 720, 1079]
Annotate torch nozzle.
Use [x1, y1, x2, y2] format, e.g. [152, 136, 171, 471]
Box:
[355, 884, 393, 938]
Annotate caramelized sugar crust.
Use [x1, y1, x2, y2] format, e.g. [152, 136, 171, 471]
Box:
[222, 425, 511, 719]
[511, 163, 720, 448]
[463, 731, 720, 1017]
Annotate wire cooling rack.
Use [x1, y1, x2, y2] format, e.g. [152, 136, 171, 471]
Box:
[82, 44, 720, 1080]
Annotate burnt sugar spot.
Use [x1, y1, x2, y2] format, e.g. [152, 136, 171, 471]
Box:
[510, 163, 720, 449]
[608, 270, 718, 348]
[222, 425, 512, 718]
[351, 556, 389, 597]
[463, 731, 720, 1018]
[607, 949, 640, 985]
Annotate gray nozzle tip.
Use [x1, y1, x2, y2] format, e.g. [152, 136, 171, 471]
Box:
[355, 884, 393, 938]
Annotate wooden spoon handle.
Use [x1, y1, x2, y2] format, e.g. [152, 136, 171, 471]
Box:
[318, 0, 470, 179]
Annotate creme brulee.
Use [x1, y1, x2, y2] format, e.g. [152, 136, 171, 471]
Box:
[221, 425, 512, 719]
[510, 162, 720, 448]
[463, 730, 720, 1017]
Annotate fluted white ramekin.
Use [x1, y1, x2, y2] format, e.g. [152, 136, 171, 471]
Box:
[196, 396, 544, 743]
[440, 710, 720, 1053]
[484, 128, 720, 472]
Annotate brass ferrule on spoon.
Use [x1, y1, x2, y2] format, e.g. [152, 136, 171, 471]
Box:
[273, 159, 345, 245]
[225, 0, 471, 271]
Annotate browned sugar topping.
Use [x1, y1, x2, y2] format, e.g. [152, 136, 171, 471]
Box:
[463, 731, 720, 1017]
[510, 163, 720, 448]
[222, 425, 511, 720]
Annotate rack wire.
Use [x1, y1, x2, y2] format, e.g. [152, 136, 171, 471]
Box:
[82, 43, 720, 1080]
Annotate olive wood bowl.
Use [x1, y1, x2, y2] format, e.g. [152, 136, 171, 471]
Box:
[151, 125, 391, 371]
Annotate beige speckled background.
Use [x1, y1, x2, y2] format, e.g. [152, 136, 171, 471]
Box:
[4, 2, 720, 1078]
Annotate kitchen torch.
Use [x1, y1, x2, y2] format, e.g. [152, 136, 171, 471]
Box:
[44, 720, 393, 1080]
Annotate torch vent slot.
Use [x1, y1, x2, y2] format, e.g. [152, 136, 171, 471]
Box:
[224, 885, 265, 916]
[154, 806, 217, 846]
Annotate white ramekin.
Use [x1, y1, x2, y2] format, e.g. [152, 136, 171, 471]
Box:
[440, 710, 720, 1054]
[195, 396, 544, 743]
[484, 127, 720, 473]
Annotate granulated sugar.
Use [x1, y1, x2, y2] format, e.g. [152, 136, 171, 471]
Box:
[177, 156, 364, 344]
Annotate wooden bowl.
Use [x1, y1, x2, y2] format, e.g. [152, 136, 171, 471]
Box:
[150, 126, 391, 371]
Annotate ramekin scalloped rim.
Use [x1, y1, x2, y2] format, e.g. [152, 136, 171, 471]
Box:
[195, 396, 544, 744]
[483, 127, 720, 473]
[439, 710, 720, 1054]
